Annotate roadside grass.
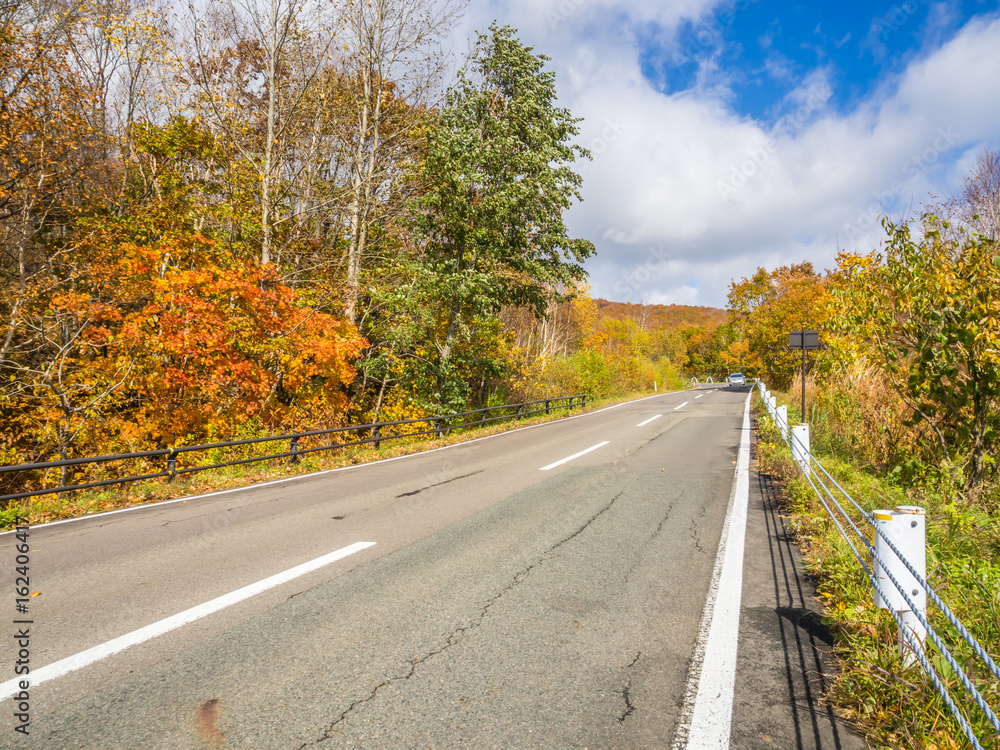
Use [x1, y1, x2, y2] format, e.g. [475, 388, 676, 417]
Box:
[0, 386, 693, 531]
[754, 396, 1000, 750]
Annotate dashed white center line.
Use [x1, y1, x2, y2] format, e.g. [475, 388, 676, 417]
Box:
[539, 441, 610, 471]
[637, 415, 662, 427]
[695, 394, 704, 399]
[0, 541, 376, 701]
[674, 402, 689, 410]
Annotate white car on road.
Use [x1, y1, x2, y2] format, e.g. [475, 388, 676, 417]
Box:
[727, 372, 746, 386]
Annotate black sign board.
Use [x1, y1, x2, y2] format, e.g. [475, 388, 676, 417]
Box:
[788, 330, 820, 349]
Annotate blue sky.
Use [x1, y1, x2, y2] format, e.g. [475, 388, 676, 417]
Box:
[648, 0, 986, 119]
[454, 1, 1000, 307]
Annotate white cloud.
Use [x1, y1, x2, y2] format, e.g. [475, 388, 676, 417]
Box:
[451, 4, 1000, 307]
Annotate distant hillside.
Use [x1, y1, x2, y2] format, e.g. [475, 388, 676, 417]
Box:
[593, 299, 727, 330]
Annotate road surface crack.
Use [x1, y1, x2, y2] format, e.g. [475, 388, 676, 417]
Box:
[618, 651, 642, 723]
[689, 504, 708, 555]
[300, 491, 625, 747]
[622, 500, 677, 586]
[396, 470, 484, 497]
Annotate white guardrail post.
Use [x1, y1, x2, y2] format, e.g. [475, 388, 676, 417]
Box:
[791, 424, 810, 475]
[777, 405, 788, 441]
[874, 506, 928, 666]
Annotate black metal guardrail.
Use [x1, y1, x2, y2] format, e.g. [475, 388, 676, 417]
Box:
[0, 395, 587, 505]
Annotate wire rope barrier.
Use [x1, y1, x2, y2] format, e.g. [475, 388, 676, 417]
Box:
[756, 381, 999, 749]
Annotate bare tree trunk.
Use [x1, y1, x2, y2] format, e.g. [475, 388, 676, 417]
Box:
[343, 3, 384, 325]
[342, 0, 463, 324]
[435, 236, 465, 391]
[260, 0, 280, 266]
[343, 77, 369, 322]
[372, 378, 387, 422]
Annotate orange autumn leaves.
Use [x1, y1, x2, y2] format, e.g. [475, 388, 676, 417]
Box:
[113, 237, 364, 445]
[9, 230, 365, 462]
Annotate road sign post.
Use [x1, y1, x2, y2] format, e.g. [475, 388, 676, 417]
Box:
[788, 330, 820, 420]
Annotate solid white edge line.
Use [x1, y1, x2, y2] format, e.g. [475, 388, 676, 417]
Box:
[674, 401, 689, 411]
[671, 392, 752, 750]
[538, 441, 610, 471]
[0, 541, 376, 701]
[637, 415, 662, 427]
[5, 389, 695, 535]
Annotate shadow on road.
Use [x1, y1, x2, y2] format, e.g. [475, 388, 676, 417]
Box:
[752, 468, 860, 750]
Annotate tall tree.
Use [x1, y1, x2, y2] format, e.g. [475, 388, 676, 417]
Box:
[412, 23, 594, 405]
[727, 262, 830, 390]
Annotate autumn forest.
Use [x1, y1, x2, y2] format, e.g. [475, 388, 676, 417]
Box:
[0, 0, 743, 499]
[5, 0, 1000, 511]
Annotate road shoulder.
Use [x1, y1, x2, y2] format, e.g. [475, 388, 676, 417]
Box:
[730, 427, 867, 749]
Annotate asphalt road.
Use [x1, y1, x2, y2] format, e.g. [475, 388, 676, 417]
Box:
[0, 386, 861, 749]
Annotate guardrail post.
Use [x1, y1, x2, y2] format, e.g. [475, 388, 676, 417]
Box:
[373, 426, 381, 450]
[581, 395, 587, 409]
[791, 424, 810, 475]
[873, 506, 927, 666]
[435, 418, 443, 438]
[516, 404, 523, 420]
[545, 399, 551, 415]
[166, 450, 177, 482]
[768, 394, 777, 417]
[289, 436, 300, 464]
[777, 405, 788, 441]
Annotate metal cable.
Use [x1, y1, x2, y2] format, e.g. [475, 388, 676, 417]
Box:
[756, 383, 1000, 740]
[798, 455, 1000, 734]
[757, 382, 1000, 685]
[783, 413, 1000, 686]
[799, 466, 985, 750]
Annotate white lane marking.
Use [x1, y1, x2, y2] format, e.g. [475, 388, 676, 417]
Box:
[6, 390, 692, 535]
[0, 541, 375, 701]
[637, 415, 662, 427]
[695, 394, 704, 399]
[674, 402, 689, 411]
[539, 442, 610, 471]
[671, 393, 752, 749]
